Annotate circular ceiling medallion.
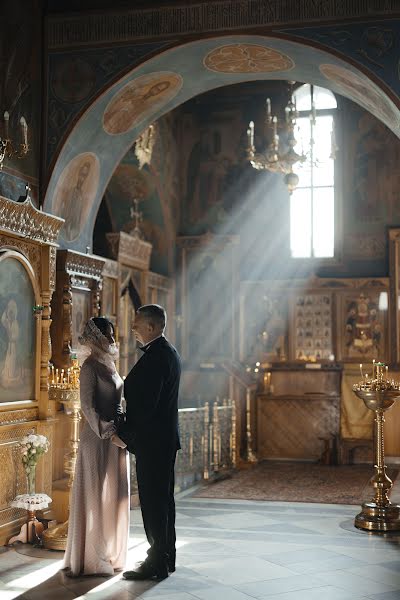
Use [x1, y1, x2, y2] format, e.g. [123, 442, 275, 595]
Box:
[51, 57, 96, 104]
[204, 44, 294, 73]
[103, 72, 183, 135]
[320, 63, 398, 129]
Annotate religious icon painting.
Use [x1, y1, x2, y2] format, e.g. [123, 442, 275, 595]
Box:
[0, 252, 35, 402]
[103, 72, 183, 135]
[338, 289, 387, 361]
[71, 289, 91, 351]
[52, 152, 100, 242]
[240, 286, 288, 362]
[293, 293, 333, 361]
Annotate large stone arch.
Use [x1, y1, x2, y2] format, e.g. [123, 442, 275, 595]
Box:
[43, 34, 400, 252]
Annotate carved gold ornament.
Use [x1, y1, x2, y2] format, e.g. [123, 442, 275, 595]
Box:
[0, 195, 64, 244]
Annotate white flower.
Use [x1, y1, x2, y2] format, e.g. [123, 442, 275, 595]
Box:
[31, 449, 36, 454]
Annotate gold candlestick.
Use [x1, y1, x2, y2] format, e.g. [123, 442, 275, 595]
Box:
[353, 361, 400, 531]
[43, 359, 81, 550]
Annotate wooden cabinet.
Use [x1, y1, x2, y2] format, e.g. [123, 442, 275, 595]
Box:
[256, 367, 341, 461]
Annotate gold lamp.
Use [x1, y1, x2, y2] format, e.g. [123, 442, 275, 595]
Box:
[352, 361, 400, 531]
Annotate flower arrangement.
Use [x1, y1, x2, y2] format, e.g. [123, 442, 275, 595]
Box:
[20, 434, 50, 494]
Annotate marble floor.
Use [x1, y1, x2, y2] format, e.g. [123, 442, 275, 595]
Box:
[2, 488, 400, 600]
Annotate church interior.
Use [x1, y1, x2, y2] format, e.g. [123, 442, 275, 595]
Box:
[2, 1, 400, 598]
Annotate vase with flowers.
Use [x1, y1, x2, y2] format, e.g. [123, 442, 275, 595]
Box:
[20, 433, 50, 494]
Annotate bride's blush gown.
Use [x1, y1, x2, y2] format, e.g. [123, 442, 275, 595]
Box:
[62, 357, 130, 576]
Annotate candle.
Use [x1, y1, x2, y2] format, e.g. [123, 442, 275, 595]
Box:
[377, 363, 382, 379]
[3, 111, 9, 139]
[360, 363, 363, 378]
[20, 116, 28, 146]
[248, 121, 254, 147]
[372, 359, 375, 379]
[266, 98, 271, 119]
[273, 115, 278, 138]
[386, 366, 388, 378]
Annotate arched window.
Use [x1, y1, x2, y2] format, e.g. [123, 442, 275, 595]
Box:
[290, 84, 337, 258]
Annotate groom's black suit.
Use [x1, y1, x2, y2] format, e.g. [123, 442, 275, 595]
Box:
[119, 335, 181, 569]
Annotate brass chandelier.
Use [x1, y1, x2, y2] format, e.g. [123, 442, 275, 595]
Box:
[0, 111, 29, 169]
[246, 81, 315, 193]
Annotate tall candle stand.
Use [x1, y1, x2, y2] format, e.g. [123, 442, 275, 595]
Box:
[352, 361, 400, 531]
[42, 357, 81, 550]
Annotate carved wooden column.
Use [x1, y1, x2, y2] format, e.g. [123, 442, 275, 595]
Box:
[106, 231, 152, 377]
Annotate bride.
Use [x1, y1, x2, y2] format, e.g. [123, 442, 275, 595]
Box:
[62, 317, 129, 576]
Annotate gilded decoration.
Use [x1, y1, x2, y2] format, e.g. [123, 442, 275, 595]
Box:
[107, 232, 152, 270]
[204, 44, 294, 73]
[0, 207, 57, 543]
[0, 195, 63, 245]
[58, 249, 104, 280]
[0, 234, 41, 285]
[49, 246, 57, 290]
[103, 72, 182, 136]
[0, 408, 38, 425]
[51, 153, 100, 243]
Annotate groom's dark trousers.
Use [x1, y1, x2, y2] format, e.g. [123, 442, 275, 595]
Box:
[119, 336, 181, 568]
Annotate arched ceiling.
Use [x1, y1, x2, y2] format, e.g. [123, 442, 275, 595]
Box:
[43, 35, 400, 251]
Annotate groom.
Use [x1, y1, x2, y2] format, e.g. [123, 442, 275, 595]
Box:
[118, 304, 181, 580]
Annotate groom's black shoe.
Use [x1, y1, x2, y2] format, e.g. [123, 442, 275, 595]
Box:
[168, 560, 175, 573]
[167, 550, 176, 573]
[167, 556, 176, 572]
[123, 559, 168, 581]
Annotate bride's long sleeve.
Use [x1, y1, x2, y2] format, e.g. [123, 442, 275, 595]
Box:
[80, 362, 116, 439]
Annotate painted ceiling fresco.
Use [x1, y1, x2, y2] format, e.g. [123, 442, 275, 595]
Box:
[44, 34, 400, 253]
[278, 21, 400, 99]
[46, 40, 172, 169]
[102, 72, 182, 135]
[203, 44, 294, 73]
